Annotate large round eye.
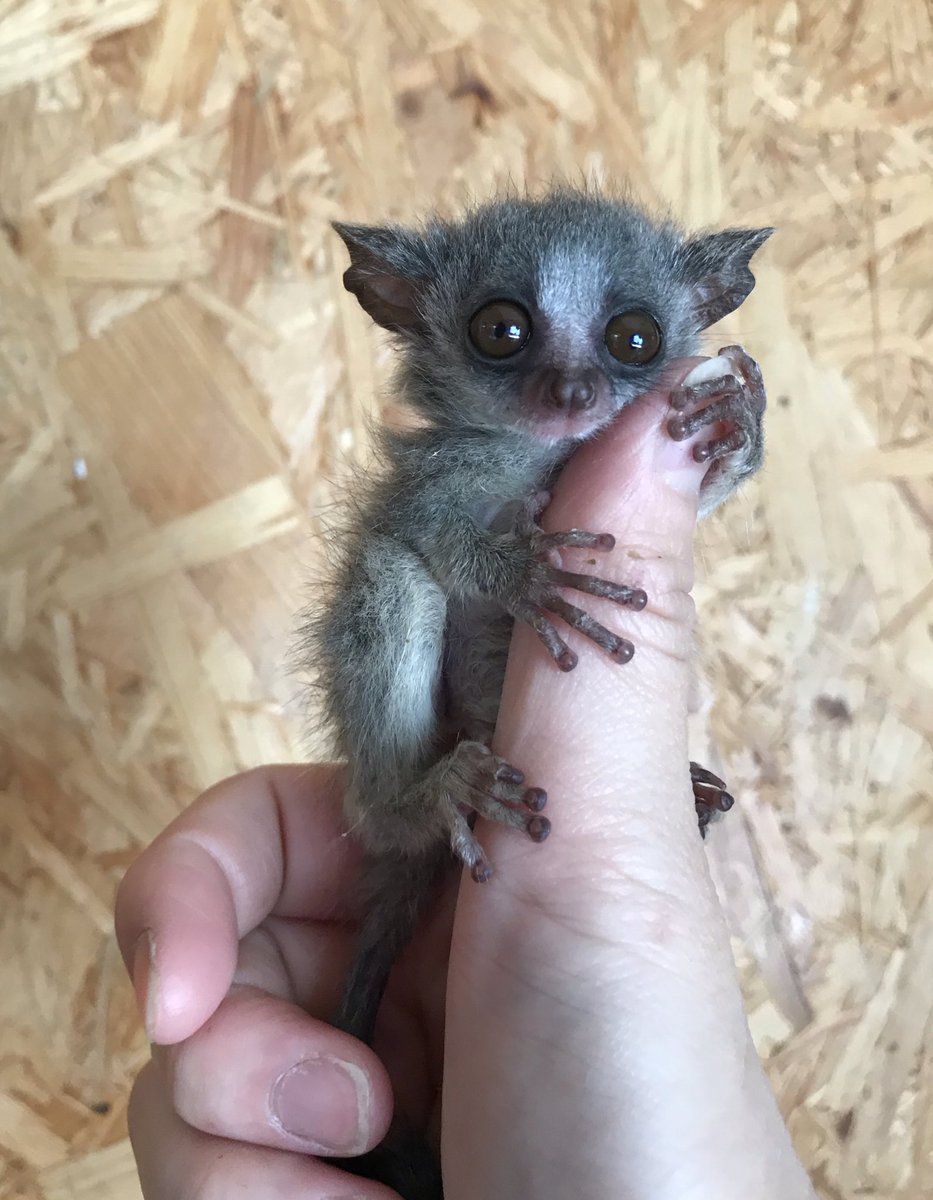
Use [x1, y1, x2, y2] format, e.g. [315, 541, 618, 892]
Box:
[605, 310, 662, 365]
[468, 301, 532, 359]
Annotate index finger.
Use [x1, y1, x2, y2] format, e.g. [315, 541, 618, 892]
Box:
[114, 763, 358, 1045]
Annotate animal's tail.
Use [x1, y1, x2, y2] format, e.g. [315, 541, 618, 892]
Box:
[342, 1127, 444, 1200]
[330, 845, 450, 1199]
[333, 842, 451, 1044]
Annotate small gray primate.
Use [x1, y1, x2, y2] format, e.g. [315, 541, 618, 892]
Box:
[304, 188, 771, 1197]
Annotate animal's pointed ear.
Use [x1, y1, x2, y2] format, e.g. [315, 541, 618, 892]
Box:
[333, 222, 428, 334]
[680, 227, 774, 330]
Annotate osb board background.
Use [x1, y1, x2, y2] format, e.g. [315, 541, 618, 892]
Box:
[0, 0, 931, 1197]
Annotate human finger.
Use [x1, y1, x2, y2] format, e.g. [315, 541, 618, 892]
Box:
[155, 987, 393, 1156]
[115, 763, 357, 1044]
[492, 355, 716, 872]
[444, 357, 813, 1199]
[129, 1061, 398, 1200]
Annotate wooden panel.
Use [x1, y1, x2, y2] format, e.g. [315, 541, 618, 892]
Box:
[0, 0, 931, 1196]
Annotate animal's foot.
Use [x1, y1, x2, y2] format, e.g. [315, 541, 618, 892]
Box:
[440, 741, 549, 882]
[668, 346, 767, 511]
[690, 761, 735, 838]
[507, 501, 648, 672]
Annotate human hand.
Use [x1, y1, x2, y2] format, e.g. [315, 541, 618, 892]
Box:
[117, 356, 816, 1199]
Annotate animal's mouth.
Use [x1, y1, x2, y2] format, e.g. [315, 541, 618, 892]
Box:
[517, 406, 614, 446]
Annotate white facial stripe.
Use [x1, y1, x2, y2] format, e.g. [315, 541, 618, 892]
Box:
[536, 244, 609, 362]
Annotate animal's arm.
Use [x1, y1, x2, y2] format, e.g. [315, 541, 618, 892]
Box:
[408, 495, 530, 601]
[381, 464, 646, 673]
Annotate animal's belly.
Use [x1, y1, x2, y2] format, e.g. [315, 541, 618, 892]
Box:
[442, 596, 514, 743]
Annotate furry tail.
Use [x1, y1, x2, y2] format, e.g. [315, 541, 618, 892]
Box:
[341, 1130, 444, 1200]
[330, 846, 450, 1199]
[333, 842, 451, 1043]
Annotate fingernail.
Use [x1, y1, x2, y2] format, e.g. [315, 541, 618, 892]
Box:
[271, 1056, 370, 1154]
[132, 931, 158, 1040]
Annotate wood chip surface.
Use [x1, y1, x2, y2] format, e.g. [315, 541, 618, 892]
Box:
[0, 1, 931, 1196]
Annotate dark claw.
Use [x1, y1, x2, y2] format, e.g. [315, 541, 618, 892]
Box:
[471, 860, 494, 883]
[496, 764, 525, 785]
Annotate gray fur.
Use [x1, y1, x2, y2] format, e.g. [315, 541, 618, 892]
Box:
[300, 188, 771, 1197]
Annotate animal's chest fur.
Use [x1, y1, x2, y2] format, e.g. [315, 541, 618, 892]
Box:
[438, 493, 534, 744]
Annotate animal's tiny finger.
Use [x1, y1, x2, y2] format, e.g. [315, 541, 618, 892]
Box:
[516, 603, 578, 670]
[669, 374, 740, 412]
[693, 428, 747, 463]
[495, 763, 525, 785]
[668, 394, 744, 440]
[471, 859, 493, 883]
[718, 344, 767, 400]
[450, 812, 494, 881]
[540, 529, 615, 551]
[553, 569, 647, 609]
[488, 778, 534, 811]
[547, 595, 635, 664]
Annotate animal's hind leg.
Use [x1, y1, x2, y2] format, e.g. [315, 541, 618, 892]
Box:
[325, 541, 549, 871]
[321, 538, 453, 1043]
[323, 538, 451, 856]
[322, 538, 549, 1045]
[421, 740, 549, 882]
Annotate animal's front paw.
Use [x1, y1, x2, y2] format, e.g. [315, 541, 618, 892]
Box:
[507, 519, 648, 671]
[667, 345, 767, 513]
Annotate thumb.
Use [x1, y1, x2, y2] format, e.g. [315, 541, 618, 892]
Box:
[490, 354, 713, 901]
[443, 358, 813, 1200]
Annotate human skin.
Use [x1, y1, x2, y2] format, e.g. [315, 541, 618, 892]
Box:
[116, 359, 817, 1199]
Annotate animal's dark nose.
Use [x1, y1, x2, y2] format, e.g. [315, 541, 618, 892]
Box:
[547, 371, 596, 411]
